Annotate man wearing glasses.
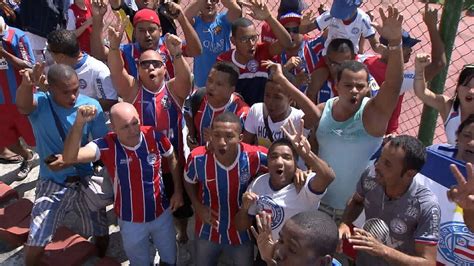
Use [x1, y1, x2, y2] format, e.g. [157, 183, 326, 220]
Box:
[108, 24, 194, 250]
[217, 0, 292, 106]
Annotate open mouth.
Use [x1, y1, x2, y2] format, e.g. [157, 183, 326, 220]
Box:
[350, 96, 357, 104]
[276, 169, 284, 175]
[466, 96, 473, 102]
[149, 73, 156, 80]
[218, 148, 226, 155]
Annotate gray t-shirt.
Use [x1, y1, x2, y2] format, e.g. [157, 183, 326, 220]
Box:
[355, 165, 441, 266]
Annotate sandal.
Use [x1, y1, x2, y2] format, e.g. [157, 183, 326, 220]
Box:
[0, 155, 23, 164]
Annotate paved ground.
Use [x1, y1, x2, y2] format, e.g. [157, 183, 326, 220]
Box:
[0, 161, 197, 266]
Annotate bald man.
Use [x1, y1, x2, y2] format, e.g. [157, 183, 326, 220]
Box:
[63, 102, 183, 265]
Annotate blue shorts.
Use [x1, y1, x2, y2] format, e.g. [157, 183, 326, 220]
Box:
[118, 209, 177, 265]
[194, 239, 253, 266]
[27, 179, 108, 247]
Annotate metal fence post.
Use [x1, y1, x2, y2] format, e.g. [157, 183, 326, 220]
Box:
[417, 0, 465, 146]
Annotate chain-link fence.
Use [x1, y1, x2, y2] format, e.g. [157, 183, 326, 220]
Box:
[104, 0, 473, 144]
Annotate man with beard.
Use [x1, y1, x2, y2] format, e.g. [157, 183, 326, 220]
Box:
[339, 135, 440, 266]
[90, 0, 201, 78]
[184, 112, 267, 266]
[217, 0, 293, 106]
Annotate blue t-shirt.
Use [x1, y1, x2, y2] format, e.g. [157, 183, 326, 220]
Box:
[29, 92, 109, 183]
[193, 12, 232, 87]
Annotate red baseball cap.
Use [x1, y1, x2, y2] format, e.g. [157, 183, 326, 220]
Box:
[133, 8, 161, 27]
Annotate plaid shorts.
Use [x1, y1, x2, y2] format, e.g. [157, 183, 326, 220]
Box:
[27, 179, 108, 247]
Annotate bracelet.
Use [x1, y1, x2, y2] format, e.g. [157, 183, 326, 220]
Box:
[387, 43, 402, 51]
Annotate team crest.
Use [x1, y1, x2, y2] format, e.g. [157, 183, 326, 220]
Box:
[161, 95, 170, 109]
[390, 218, 407, 235]
[246, 59, 259, 73]
[214, 25, 222, 35]
[146, 153, 157, 166]
[79, 79, 87, 90]
[438, 221, 474, 265]
[351, 28, 360, 35]
[256, 196, 284, 229]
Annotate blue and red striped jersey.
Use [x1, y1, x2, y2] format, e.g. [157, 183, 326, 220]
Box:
[132, 82, 184, 173]
[120, 39, 174, 80]
[192, 93, 249, 145]
[185, 143, 268, 245]
[93, 126, 173, 223]
[0, 27, 35, 105]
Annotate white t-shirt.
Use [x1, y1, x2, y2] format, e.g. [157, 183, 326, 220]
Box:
[247, 172, 325, 240]
[316, 9, 376, 55]
[75, 54, 117, 100]
[244, 103, 309, 148]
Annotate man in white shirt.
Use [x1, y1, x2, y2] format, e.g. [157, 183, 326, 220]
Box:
[46, 29, 117, 111]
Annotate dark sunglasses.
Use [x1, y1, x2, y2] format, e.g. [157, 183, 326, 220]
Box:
[139, 60, 164, 69]
[285, 26, 299, 34]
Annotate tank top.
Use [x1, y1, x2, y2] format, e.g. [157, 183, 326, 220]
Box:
[444, 103, 461, 145]
[316, 97, 383, 210]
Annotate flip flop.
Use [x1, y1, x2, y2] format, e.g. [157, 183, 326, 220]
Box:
[0, 155, 23, 164]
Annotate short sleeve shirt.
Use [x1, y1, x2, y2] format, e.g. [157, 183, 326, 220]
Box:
[355, 164, 441, 265]
[316, 9, 375, 55]
[247, 172, 325, 240]
[75, 53, 117, 100]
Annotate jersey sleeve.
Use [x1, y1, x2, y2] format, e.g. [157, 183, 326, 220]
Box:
[155, 131, 174, 157]
[360, 11, 376, 38]
[303, 173, 327, 200]
[184, 153, 198, 184]
[315, 11, 332, 31]
[256, 147, 268, 174]
[18, 33, 35, 65]
[66, 9, 76, 30]
[368, 74, 380, 97]
[414, 200, 441, 246]
[94, 63, 118, 100]
[244, 104, 259, 134]
[87, 140, 102, 162]
[355, 166, 374, 198]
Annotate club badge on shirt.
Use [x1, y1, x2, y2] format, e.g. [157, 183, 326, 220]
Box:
[0, 57, 8, 70]
[147, 153, 157, 166]
[161, 95, 170, 109]
[246, 59, 259, 73]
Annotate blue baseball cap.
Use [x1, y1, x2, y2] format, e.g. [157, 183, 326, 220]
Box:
[380, 30, 421, 47]
[330, 0, 362, 20]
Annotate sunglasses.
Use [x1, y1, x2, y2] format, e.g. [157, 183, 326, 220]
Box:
[139, 60, 164, 69]
[285, 26, 299, 34]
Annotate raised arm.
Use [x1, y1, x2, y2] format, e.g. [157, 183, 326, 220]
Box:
[63, 105, 100, 164]
[0, 36, 33, 69]
[282, 119, 335, 193]
[413, 53, 450, 120]
[166, 34, 192, 103]
[184, 0, 203, 24]
[448, 163, 474, 232]
[242, 0, 292, 49]
[90, 0, 110, 61]
[107, 22, 137, 102]
[364, 6, 404, 137]
[422, 3, 446, 81]
[16, 63, 44, 115]
[221, 0, 242, 22]
[168, 2, 202, 57]
[263, 61, 321, 128]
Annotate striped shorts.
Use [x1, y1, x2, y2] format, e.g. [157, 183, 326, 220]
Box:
[27, 179, 108, 247]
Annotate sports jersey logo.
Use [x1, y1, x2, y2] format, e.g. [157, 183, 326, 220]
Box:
[390, 218, 407, 235]
[246, 59, 259, 73]
[256, 195, 284, 230]
[161, 95, 170, 109]
[79, 79, 87, 90]
[146, 153, 157, 166]
[438, 221, 474, 265]
[351, 28, 360, 35]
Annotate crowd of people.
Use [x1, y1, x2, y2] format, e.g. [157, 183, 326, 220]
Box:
[0, 0, 473, 265]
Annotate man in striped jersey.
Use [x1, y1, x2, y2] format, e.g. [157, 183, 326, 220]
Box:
[184, 112, 267, 266]
[63, 102, 184, 265]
